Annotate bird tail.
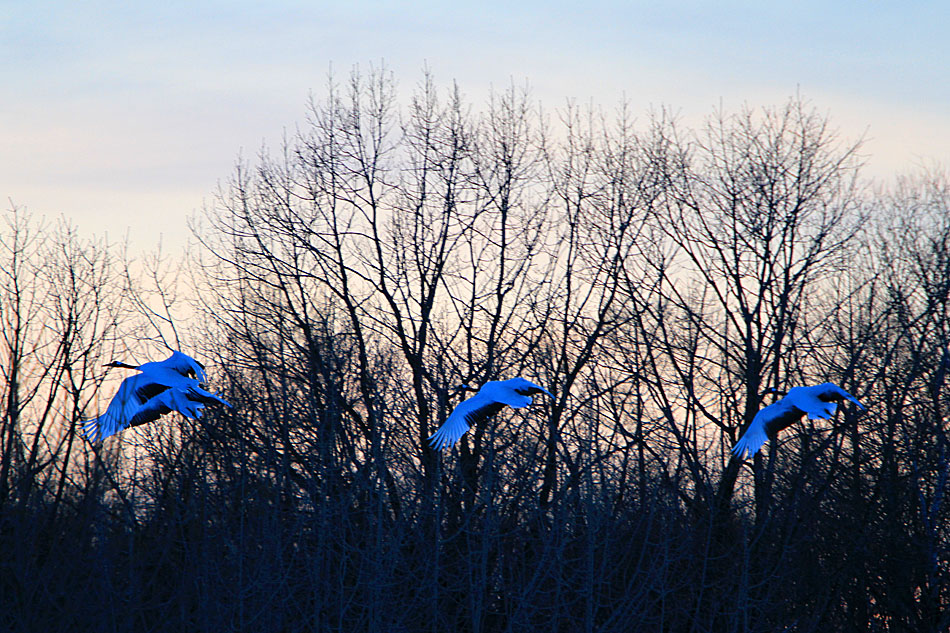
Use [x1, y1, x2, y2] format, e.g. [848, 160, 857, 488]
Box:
[732, 425, 768, 460]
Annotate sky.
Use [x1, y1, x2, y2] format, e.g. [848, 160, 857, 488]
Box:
[3, 1, 949, 251]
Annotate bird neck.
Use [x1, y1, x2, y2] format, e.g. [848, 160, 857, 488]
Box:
[105, 361, 139, 370]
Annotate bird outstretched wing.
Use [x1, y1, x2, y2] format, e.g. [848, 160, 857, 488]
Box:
[732, 400, 805, 459]
[732, 421, 768, 460]
[428, 396, 505, 451]
[134, 351, 209, 388]
[81, 375, 231, 442]
[81, 374, 171, 442]
[510, 378, 554, 398]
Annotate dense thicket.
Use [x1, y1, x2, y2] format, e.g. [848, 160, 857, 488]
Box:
[2, 70, 948, 632]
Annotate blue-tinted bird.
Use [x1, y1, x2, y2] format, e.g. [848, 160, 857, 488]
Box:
[732, 382, 864, 459]
[428, 377, 553, 451]
[81, 351, 230, 442]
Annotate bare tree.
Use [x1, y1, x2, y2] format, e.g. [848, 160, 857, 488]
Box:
[8, 73, 950, 632]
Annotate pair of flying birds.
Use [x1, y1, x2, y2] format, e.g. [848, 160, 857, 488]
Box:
[83, 353, 863, 459]
[430, 378, 864, 458]
[80, 351, 231, 442]
[82, 362, 549, 448]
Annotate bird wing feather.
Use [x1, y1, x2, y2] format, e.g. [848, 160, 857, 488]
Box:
[186, 384, 232, 408]
[732, 400, 805, 459]
[81, 374, 171, 442]
[428, 394, 505, 451]
[732, 416, 768, 460]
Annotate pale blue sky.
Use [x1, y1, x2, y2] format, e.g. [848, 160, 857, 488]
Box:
[3, 1, 948, 249]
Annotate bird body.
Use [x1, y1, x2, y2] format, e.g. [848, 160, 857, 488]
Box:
[106, 350, 207, 384]
[732, 382, 864, 459]
[428, 377, 553, 451]
[81, 351, 229, 442]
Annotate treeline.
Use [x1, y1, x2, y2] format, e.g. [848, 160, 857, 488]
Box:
[2, 69, 948, 632]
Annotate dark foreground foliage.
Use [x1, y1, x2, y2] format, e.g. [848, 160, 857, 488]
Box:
[2, 71, 948, 632]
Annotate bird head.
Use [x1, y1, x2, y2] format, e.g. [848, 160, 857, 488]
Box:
[510, 377, 554, 398]
[104, 360, 139, 370]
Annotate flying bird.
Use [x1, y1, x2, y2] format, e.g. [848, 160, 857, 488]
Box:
[80, 351, 231, 442]
[732, 382, 865, 459]
[428, 377, 553, 451]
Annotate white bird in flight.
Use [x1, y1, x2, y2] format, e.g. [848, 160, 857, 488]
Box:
[428, 377, 553, 451]
[80, 351, 231, 442]
[732, 382, 865, 459]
